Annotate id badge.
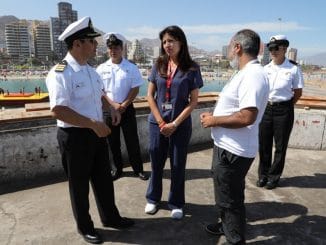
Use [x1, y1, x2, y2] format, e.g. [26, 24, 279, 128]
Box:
[162, 102, 173, 111]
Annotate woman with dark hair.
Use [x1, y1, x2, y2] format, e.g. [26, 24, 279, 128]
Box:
[145, 25, 203, 219]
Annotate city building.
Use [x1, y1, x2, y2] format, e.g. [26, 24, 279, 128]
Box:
[260, 43, 270, 65]
[5, 20, 30, 63]
[153, 46, 160, 58]
[32, 21, 51, 62]
[127, 39, 146, 63]
[288, 48, 298, 62]
[49, 17, 62, 61]
[50, 2, 77, 60]
[222, 45, 228, 59]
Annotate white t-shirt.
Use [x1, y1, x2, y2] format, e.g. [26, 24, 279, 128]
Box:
[96, 58, 143, 103]
[211, 60, 269, 158]
[46, 52, 104, 128]
[264, 58, 304, 102]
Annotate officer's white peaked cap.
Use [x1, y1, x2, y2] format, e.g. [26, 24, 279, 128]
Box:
[267, 34, 289, 48]
[103, 32, 126, 45]
[58, 16, 101, 43]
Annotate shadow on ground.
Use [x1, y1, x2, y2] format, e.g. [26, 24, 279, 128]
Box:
[98, 201, 221, 245]
[246, 201, 326, 244]
[280, 173, 326, 188]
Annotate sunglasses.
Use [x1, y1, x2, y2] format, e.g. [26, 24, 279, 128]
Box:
[80, 38, 96, 44]
[268, 46, 281, 52]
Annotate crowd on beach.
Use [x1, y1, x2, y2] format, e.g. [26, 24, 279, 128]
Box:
[0, 70, 48, 81]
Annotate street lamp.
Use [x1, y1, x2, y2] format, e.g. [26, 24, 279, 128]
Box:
[278, 18, 282, 32]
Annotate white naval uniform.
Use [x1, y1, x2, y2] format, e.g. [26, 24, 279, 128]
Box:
[96, 58, 143, 103]
[264, 58, 304, 102]
[46, 52, 104, 128]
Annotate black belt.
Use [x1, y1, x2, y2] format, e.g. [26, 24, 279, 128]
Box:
[267, 99, 293, 106]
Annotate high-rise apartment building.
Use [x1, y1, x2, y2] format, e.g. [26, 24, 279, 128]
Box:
[50, 2, 77, 60]
[5, 20, 30, 63]
[288, 48, 298, 62]
[222, 45, 228, 59]
[128, 39, 146, 63]
[50, 17, 62, 60]
[32, 21, 52, 62]
[260, 43, 271, 65]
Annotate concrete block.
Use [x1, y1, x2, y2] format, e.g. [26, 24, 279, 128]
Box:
[289, 110, 326, 150]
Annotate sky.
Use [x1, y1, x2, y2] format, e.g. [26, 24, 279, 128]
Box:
[1, 0, 326, 58]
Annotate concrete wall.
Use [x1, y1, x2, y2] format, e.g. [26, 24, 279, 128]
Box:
[289, 109, 326, 150]
[0, 107, 325, 191]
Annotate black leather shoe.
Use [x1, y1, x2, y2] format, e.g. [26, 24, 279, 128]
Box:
[81, 231, 103, 244]
[256, 178, 267, 187]
[265, 180, 278, 189]
[111, 169, 123, 181]
[205, 222, 224, 236]
[103, 217, 135, 229]
[137, 172, 149, 180]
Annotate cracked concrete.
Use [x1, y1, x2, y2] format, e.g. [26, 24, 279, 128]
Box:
[0, 204, 16, 245]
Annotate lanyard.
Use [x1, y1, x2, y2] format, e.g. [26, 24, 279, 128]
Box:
[165, 61, 177, 102]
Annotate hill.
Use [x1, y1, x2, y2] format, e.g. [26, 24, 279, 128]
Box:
[302, 52, 326, 67]
[138, 37, 219, 58]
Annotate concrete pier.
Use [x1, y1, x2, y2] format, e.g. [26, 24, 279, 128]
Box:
[0, 93, 326, 244]
[0, 147, 325, 244]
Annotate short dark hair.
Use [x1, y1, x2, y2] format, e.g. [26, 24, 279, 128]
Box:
[232, 29, 261, 57]
[65, 39, 73, 50]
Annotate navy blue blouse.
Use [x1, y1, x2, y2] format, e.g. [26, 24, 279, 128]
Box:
[148, 63, 203, 124]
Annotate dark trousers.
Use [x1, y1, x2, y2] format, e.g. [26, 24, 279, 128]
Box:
[106, 104, 143, 174]
[146, 120, 191, 209]
[258, 102, 294, 182]
[212, 146, 253, 244]
[211, 146, 220, 211]
[57, 127, 121, 234]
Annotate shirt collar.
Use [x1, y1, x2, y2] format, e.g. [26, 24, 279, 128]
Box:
[106, 57, 126, 67]
[64, 52, 84, 72]
[272, 57, 288, 67]
[247, 59, 259, 65]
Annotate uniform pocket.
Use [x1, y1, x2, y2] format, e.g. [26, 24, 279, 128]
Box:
[73, 81, 92, 99]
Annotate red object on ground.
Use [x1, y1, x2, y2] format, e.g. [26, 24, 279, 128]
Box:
[4, 93, 35, 97]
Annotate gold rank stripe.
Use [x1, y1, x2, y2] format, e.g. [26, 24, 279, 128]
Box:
[55, 64, 66, 72]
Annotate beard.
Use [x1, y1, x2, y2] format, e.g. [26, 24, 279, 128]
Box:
[229, 55, 239, 70]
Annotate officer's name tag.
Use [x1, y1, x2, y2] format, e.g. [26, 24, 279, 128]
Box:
[162, 102, 173, 111]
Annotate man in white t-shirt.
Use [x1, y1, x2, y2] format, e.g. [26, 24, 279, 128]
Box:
[96, 33, 148, 181]
[200, 29, 269, 244]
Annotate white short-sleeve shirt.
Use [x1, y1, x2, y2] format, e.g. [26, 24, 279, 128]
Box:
[264, 58, 304, 102]
[96, 58, 143, 103]
[211, 60, 269, 158]
[46, 52, 104, 128]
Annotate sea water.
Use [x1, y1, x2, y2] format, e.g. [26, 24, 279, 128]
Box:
[0, 79, 48, 94]
[0, 79, 226, 96]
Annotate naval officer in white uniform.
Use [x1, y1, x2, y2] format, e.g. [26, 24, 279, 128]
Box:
[257, 35, 304, 190]
[46, 17, 134, 244]
[96, 33, 148, 181]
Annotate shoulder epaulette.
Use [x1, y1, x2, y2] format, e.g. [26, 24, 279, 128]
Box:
[55, 60, 68, 72]
[127, 59, 136, 65]
[289, 60, 298, 65]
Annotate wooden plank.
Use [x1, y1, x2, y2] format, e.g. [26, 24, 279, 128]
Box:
[25, 102, 50, 112]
